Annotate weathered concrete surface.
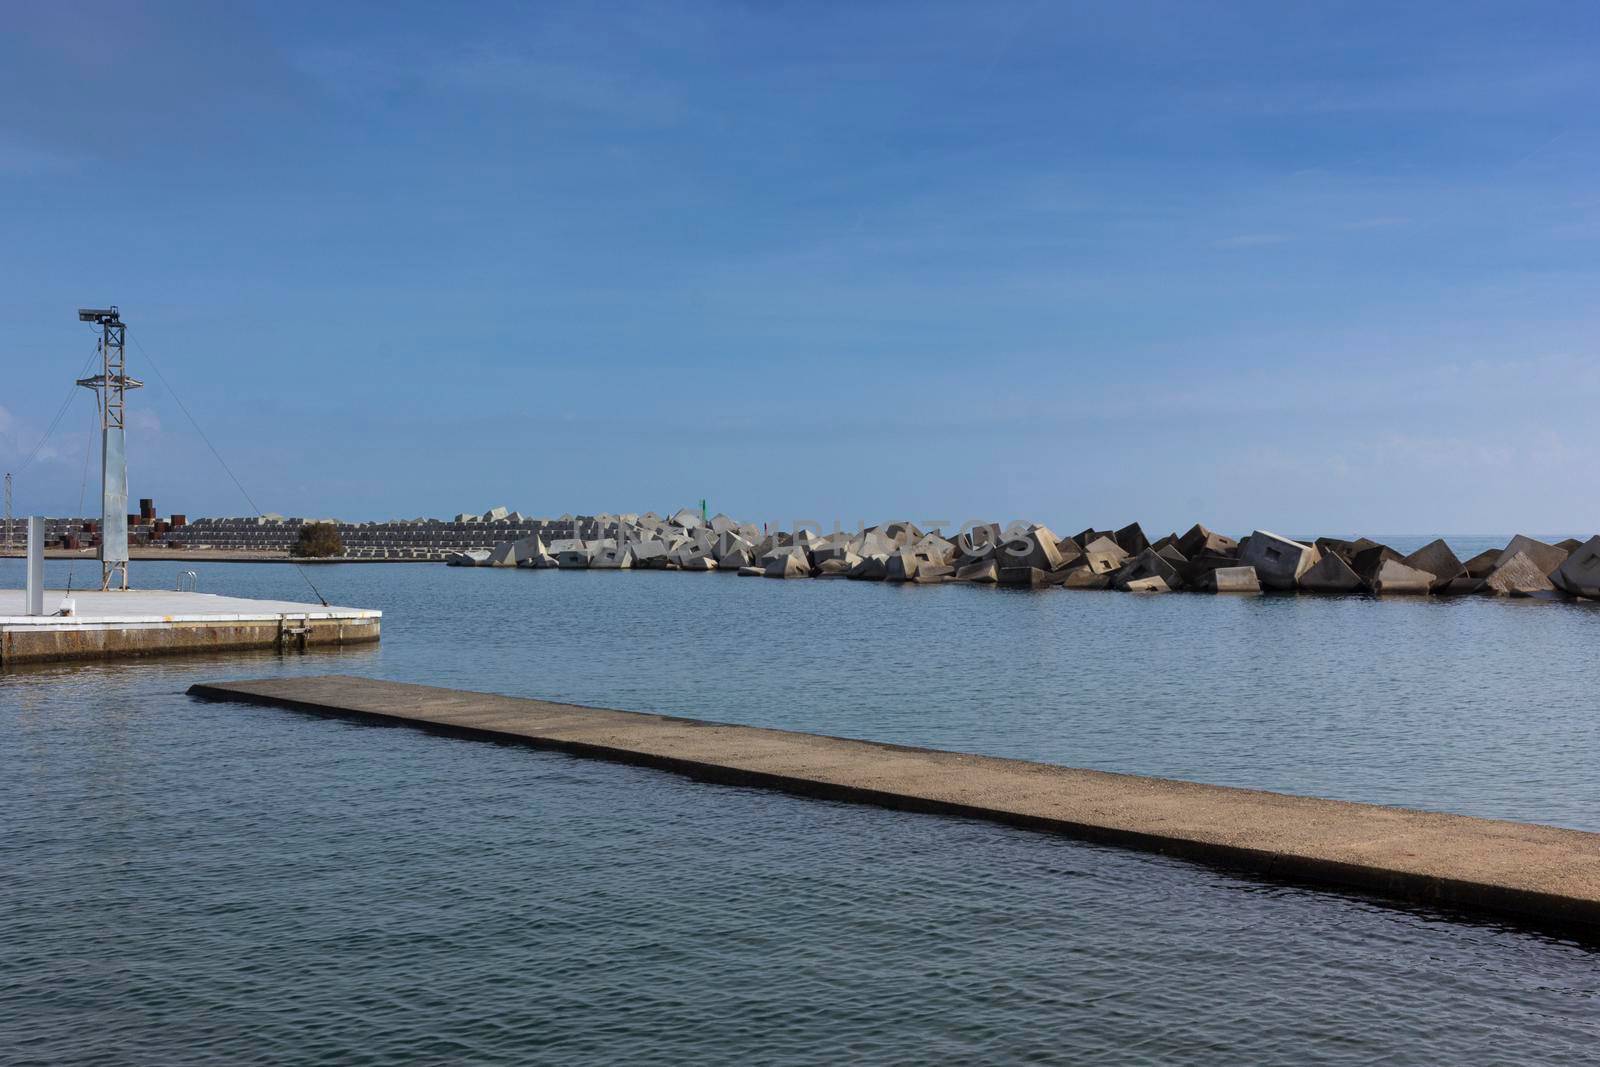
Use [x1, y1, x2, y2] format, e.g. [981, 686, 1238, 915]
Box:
[2, 590, 379, 665]
[1402, 538, 1467, 592]
[1297, 551, 1364, 594]
[190, 675, 1600, 931]
[1496, 535, 1568, 578]
[1196, 565, 1260, 593]
[1481, 551, 1557, 597]
[1240, 530, 1321, 590]
[1551, 536, 1600, 599]
[1368, 558, 1436, 596]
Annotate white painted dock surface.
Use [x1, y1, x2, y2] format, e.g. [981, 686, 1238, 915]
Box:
[1, 589, 380, 664]
[0, 589, 379, 627]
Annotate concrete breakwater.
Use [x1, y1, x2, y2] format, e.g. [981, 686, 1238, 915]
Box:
[188, 675, 1600, 931]
[450, 507, 1600, 601]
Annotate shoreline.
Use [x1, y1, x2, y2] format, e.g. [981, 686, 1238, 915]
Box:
[0, 548, 437, 564]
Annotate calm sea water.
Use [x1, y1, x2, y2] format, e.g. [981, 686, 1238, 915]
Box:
[4, 545, 1599, 1064]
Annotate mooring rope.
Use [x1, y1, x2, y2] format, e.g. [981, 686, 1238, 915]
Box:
[129, 334, 330, 607]
[13, 339, 100, 482]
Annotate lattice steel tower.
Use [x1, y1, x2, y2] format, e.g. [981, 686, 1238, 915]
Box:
[76, 307, 142, 590]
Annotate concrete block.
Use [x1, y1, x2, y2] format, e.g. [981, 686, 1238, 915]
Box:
[816, 558, 854, 576]
[885, 549, 919, 582]
[765, 552, 812, 578]
[1052, 537, 1085, 568]
[1000, 525, 1065, 572]
[489, 534, 546, 567]
[1060, 566, 1112, 590]
[1197, 566, 1260, 593]
[762, 544, 811, 565]
[1176, 553, 1240, 588]
[955, 524, 1003, 560]
[1368, 558, 1434, 595]
[1113, 548, 1180, 592]
[912, 534, 957, 566]
[1401, 539, 1466, 591]
[737, 565, 765, 577]
[1351, 544, 1404, 584]
[716, 530, 755, 558]
[998, 566, 1057, 587]
[682, 556, 718, 571]
[1550, 535, 1600, 598]
[555, 546, 593, 568]
[1080, 536, 1129, 576]
[1462, 549, 1500, 580]
[848, 554, 889, 581]
[881, 521, 923, 546]
[1155, 543, 1188, 567]
[1495, 535, 1568, 578]
[717, 547, 754, 570]
[810, 537, 857, 566]
[955, 559, 999, 583]
[1177, 524, 1239, 559]
[1114, 522, 1150, 557]
[1481, 551, 1557, 597]
[590, 546, 634, 569]
[754, 533, 790, 557]
[1297, 551, 1364, 594]
[1122, 575, 1171, 593]
[631, 540, 671, 568]
[1239, 530, 1321, 590]
[1434, 576, 1482, 596]
[1314, 537, 1361, 564]
[858, 530, 898, 558]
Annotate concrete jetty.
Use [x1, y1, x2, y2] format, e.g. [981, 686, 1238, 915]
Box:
[2, 590, 379, 665]
[189, 675, 1600, 931]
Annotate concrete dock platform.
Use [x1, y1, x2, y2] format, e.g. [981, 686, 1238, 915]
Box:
[2, 591, 379, 665]
[189, 675, 1600, 931]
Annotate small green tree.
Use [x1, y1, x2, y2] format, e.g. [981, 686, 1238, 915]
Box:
[291, 522, 344, 558]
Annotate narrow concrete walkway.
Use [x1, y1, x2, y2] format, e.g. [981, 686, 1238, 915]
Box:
[189, 675, 1600, 931]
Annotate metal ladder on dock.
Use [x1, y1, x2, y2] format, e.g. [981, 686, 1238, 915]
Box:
[277, 614, 311, 652]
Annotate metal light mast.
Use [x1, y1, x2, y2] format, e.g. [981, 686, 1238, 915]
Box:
[76, 307, 142, 590]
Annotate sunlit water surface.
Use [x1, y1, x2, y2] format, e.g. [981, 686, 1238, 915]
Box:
[4, 547, 1598, 1063]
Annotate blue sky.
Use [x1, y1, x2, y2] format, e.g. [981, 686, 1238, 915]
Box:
[2, 1, 1597, 535]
